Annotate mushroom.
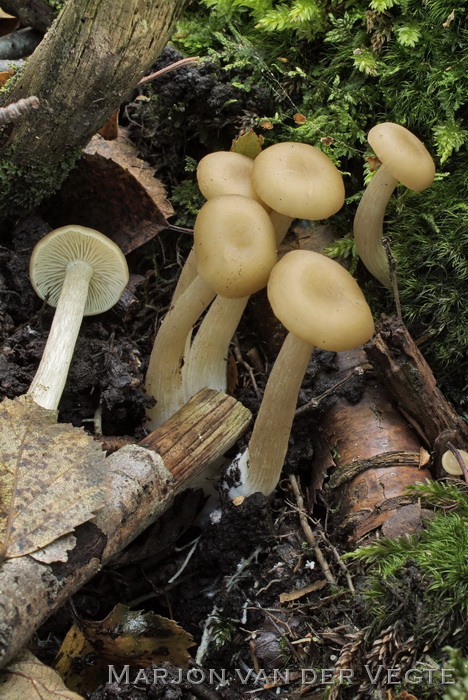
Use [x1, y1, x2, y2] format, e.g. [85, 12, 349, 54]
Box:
[172, 151, 271, 303]
[441, 449, 468, 477]
[185, 143, 346, 398]
[145, 194, 277, 429]
[228, 250, 374, 497]
[353, 122, 435, 287]
[28, 225, 129, 411]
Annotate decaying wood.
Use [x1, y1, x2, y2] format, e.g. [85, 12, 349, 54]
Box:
[0, 389, 251, 670]
[0, 26, 41, 59]
[321, 349, 432, 542]
[0, 0, 54, 33]
[0, 0, 187, 218]
[365, 316, 468, 474]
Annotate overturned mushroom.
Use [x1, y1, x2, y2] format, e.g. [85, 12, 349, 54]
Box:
[228, 250, 374, 497]
[28, 225, 129, 410]
[354, 122, 435, 287]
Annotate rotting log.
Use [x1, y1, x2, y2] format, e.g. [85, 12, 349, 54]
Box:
[321, 348, 432, 543]
[0, 388, 251, 669]
[0, 0, 187, 219]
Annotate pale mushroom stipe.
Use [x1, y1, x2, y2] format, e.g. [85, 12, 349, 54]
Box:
[28, 225, 129, 411]
[228, 250, 375, 498]
[354, 122, 435, 287]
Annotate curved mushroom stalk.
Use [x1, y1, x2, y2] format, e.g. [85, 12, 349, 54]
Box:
[354, 122, 435, 287]
[145, 275, 216, 430]
[353, 164, 398, 288]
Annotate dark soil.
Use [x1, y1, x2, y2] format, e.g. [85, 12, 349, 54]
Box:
[0, 48, 464, 700]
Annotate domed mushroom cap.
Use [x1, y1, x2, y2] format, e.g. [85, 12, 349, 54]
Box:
[194, 194, 277, 298]
[368, 123, 435, 192]
[267, 250, 374, 351]
[30, 225, 129, 315]
[197, 151, 263, 203]
[251, 142, 345, 220]
[441, 449, 468, 476]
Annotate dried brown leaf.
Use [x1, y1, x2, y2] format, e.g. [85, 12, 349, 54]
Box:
[82, 603, 195, 667]
[41, 128, 175, 255]
[0, 395, 107, 560]
[0, 649, 85, 700]
[54, 604, 195, 694]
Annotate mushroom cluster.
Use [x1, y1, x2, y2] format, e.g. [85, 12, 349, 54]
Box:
[144, 142, 347, 431]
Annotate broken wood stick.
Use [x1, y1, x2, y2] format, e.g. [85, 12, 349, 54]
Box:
[0, 388, 251, 669]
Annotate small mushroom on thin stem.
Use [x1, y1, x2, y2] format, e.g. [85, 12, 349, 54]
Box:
[228, 250, 374, 498]
[354, 122, 435, 287]
[28, 225, 129, 411]
[145, 194, 277, 430]
[442, 445, 468, 482]
[186, 143, 346, 397]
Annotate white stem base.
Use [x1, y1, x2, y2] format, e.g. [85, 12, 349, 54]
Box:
[28, 261, 93, 411]
[353, 164, 398, 288]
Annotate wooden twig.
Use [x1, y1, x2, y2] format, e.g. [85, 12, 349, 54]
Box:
[137, 57, 200, 86]
[0, 96, 39, 125]
[0, 389, 251, 669]
[288, 474, 337, 586]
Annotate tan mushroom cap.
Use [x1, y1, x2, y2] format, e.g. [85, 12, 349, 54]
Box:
[267, 250, 374, 351]
[251, 142, 345, 220]
[194, 194, 277, 298]
[368, 123, 435, 192]
[197, 151, 264, 204]
[30, 225, 129, 315]
[441, 449, 468, 476]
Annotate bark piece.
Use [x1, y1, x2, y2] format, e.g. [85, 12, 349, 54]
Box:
[0, 388, 251, 669]
[365, 316, 468, 447]
[321, 349, 431, 542]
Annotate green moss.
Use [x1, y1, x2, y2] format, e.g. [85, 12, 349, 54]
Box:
[347, 481, 468, 650]
[0, 145, 82, 218]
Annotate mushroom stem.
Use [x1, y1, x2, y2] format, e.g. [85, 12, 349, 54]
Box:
[145, 275, 216, 430]
[353, 164, 398, 288]
[28, 260, 93, 411]
[184, 295, 249, 397]
[232, 333, 313, 497]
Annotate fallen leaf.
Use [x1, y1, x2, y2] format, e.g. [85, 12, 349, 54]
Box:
[40, 128, 177, 255]
[54, 604, 195, 693]
[0, 395, 107, 560]
[0, 649, 84, 700]
[231, 129, 264, 159]
[98, 109, 119, 140]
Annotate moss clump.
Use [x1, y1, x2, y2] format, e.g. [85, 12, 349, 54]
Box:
[348, 481, 468, 651]
[0, 146, 82, 219]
